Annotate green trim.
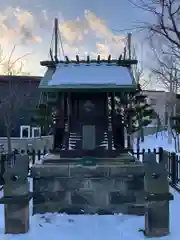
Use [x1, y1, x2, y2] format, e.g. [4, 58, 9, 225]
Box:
[39, 85, 137, 93]
[40, 84, 136, 89]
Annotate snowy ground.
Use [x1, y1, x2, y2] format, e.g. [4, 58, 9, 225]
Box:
[0, 131, 179, 239]
[133, 131, 179, 153]
[0, 187, 179, 240]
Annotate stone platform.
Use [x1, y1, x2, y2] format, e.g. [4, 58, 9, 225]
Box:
[31, 153, 145, 215]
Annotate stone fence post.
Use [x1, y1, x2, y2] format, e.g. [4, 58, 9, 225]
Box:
[143, 149, 173, 237]
[0, 154, 32, 234]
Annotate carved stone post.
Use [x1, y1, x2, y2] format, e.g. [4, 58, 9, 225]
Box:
[143, 149, 173, 237]
[0, 154, 32, 234]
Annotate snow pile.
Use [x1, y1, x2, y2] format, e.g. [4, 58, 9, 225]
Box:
[134, 131, 178, 153]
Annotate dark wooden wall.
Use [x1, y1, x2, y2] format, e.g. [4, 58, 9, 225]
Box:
[71, 92, 107, 120]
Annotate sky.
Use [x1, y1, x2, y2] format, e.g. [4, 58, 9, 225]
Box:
[0, 0, 154, 78]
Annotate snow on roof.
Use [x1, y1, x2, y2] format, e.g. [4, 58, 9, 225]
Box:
[48, 63, 135, 86]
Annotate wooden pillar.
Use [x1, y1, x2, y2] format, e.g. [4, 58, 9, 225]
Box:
[105, 92, 108, 118]
[122, 92, 128, 149]
[64, 93, 67, 129]
[68, 92, 71, 130]
[65, 92, 71, 150]
[108, 92, 112, 152]
[111, 92, 115, 149]
[111, 92, 115, 125]
[125, 92, 132, 149]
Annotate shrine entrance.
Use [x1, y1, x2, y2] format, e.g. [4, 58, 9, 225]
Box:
[70, 92, 108, 151]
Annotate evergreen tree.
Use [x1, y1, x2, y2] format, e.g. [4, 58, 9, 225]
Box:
[31, 103, 52, 135]
[117, 84, 155, 134]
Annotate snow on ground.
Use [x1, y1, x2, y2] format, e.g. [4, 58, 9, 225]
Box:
[0, 187, 179, 240]
[133, 131, 179, 153]
[0, 131, 179, 239]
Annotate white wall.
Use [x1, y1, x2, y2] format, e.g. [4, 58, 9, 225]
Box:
[143, 90, 167, 126]
[0, 136, 53, 151]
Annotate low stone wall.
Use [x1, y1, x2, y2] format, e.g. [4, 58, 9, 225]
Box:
[31, 157, 145, 215]
[0, 136, 53, 151]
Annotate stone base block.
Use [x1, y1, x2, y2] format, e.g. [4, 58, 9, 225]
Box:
[5, 203, 29, 234]
[145, 201, 170, 237]
[32, 158, 144, 215]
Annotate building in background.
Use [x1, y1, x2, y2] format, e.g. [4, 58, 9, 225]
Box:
[143, 90, 168, 127]
[0, 75, 41, 137]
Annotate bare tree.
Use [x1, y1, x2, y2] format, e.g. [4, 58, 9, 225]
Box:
[153, 54, 179, 146]
[149, 38, 180, 89]
[128, 0, 180, 83]
[128, 0, 180, 150]
[0, 46, 31, 154]
[128, 0, 180, 49]
[142, 11, 180, 147]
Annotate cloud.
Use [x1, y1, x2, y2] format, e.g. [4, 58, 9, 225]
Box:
[59, 10, 126, 59]
[60, 18, 88, 44]
[0, 6, 44, 46]
[0, 6, 128, 75]
[0, 6, 126, 58]
[85, 10, 120, 42]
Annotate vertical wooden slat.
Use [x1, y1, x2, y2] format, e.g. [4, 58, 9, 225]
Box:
[171, 152, 177, 185]
[32, 149, 36, 164]
[37, 150, 41, 161]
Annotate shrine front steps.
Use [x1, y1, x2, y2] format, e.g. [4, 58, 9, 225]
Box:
[51, 148, 132, 159]
[31, 158, 144, 216]
[41, 151, 136, 164]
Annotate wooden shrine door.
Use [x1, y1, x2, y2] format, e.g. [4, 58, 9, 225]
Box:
[70, 92, 108, 150]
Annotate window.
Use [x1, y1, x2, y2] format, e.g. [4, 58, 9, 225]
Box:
[20, 125, 30, 139]
[32, 127, 41, 138]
